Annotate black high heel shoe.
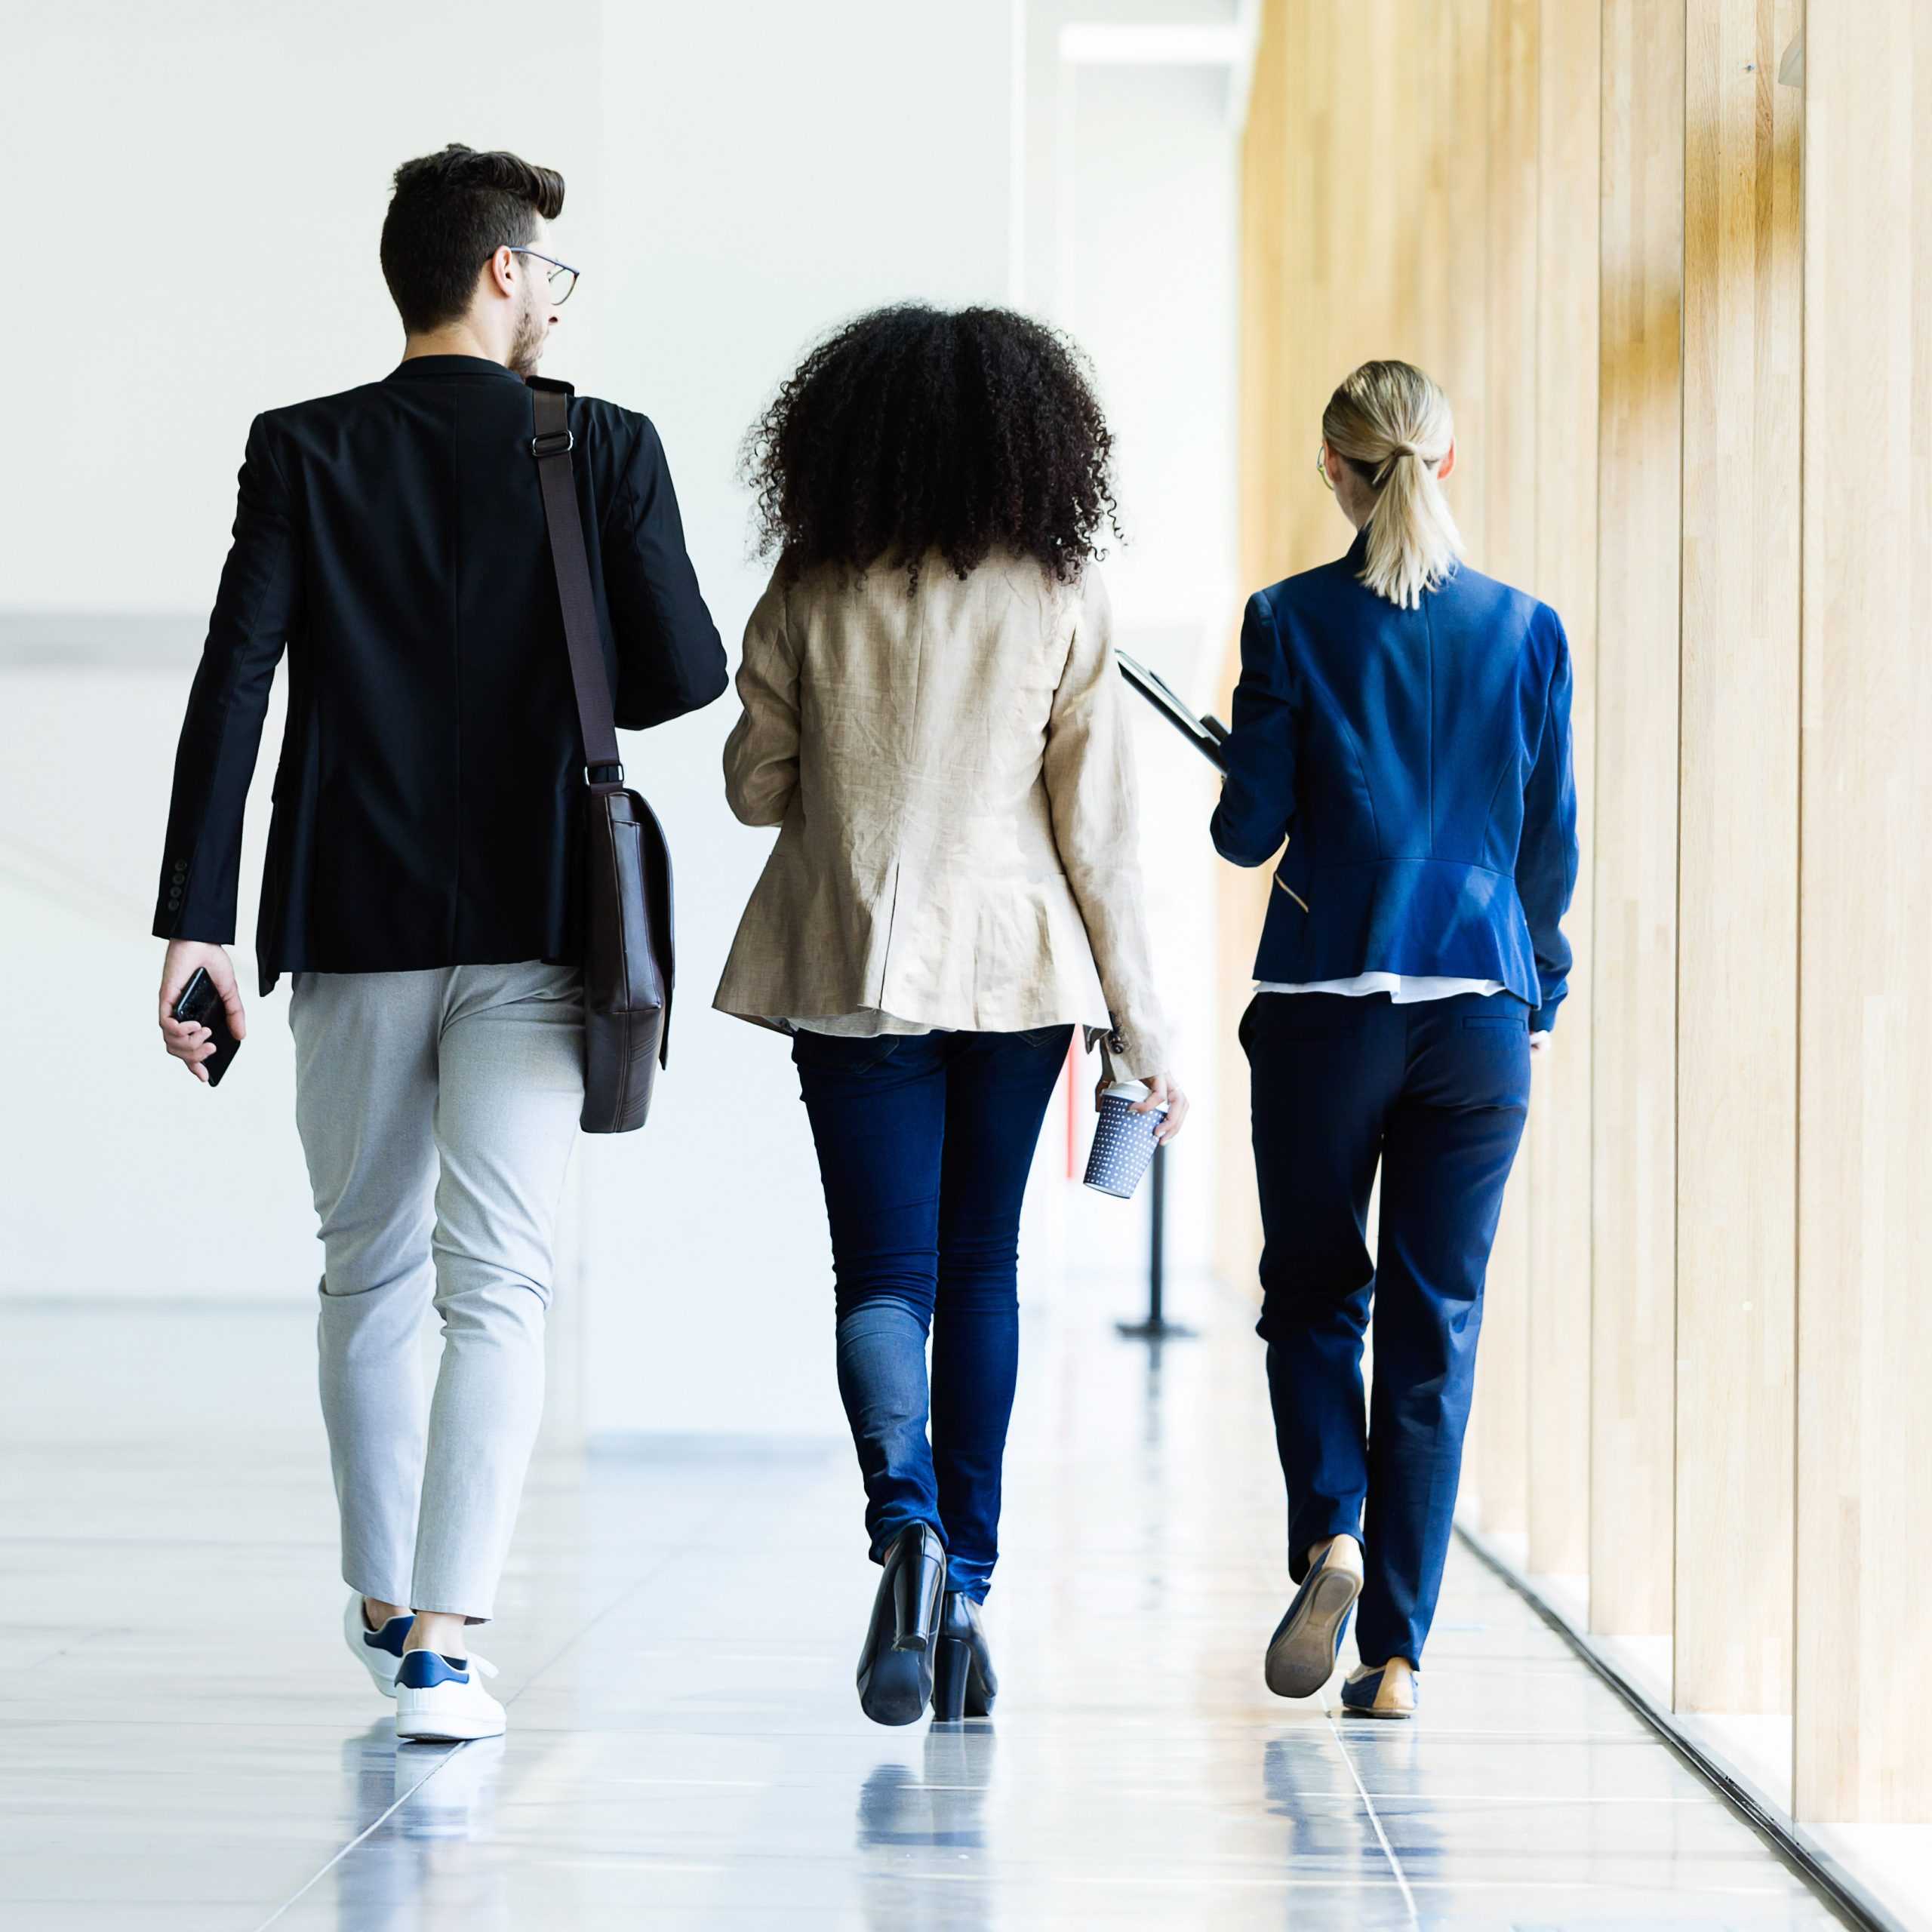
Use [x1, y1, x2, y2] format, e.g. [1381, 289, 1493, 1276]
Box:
[931, 1590, 998, 1721]
[857, 1523, 946, 1725]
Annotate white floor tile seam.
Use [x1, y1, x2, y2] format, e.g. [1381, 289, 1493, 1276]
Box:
[248, 1761, 454, 1932]
[0, 1534, 333, 1552]
[599, 1778, 1730, 1804]
[1326, 1709, 1423, 1924]
[1350, 1791, 1721, 1805]
[500, 1858, 1814, 1899]
[275, 1512, 761, 1918]
[0, 1715, 433, 1734]
[1318, 1724, 1661, 1743]
[5, 1635, 126, 1671]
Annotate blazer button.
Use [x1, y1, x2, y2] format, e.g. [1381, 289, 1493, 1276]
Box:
[168, 892, 183, 908]
[173, 863, 188, 877]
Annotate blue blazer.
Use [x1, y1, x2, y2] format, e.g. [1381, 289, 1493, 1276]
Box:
[1210, 531, 1579, 1030]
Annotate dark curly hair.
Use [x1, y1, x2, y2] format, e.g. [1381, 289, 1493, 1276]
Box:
[742, 303, 1121, 588]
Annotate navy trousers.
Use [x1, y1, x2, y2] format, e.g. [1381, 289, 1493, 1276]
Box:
[792, 1024, 1074, 1601]
[1242, 990, 1531, 1667]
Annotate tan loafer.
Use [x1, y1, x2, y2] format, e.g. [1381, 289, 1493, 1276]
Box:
[1340, 1656, 1417, 1718]
[1264, 1534, 1364, 1698]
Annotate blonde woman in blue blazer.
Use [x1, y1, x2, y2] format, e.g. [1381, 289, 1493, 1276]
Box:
[1211, 361, 1578, 1719]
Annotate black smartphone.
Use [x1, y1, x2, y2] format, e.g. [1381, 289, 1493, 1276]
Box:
[172, 968, 242, 1088]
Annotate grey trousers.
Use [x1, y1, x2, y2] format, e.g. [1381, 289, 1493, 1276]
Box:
[289, 961, 584, 1622]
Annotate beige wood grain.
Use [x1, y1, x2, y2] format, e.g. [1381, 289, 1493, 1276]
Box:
[1219, 0, 1503, 1303]
[1524, 0, 1600, 1583]
[1793, 0, 1932, 1823]
[1590, 0, 1681, 1638]
[1471, 0, 1541, 1540]
[1673, 0, 1801, 1721]
[1227, 0, 1590, 1543]
[1216, 0, 1291, 1295]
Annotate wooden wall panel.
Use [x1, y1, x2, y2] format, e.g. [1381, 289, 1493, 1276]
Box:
[1590, 0, 1682, 1638]
[1524, 0, 1600, 1583]
[1216, 0, 1291, 1294]
[1417, 1, 1497, 576]
[1226, 0, 1600, 1553]
[1794, 0, 1932, 1823]
[1226, 0, 1619, 1575]
[1232, 0, 1932, 1832]
[1470, 0, 1540, 1543]
[1468, 4, 1530, 1537]
[1219, 0, 1501, 1306]
[1674, 0, 1800, 1718]
[1483, 0, 1540, 595]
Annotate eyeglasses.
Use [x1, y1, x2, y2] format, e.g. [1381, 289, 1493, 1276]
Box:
[1315, 443, 1335, 492]
[506, 246, 580, 306]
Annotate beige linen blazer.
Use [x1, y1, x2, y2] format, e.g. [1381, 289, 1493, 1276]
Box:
[712, 553, 1170, 1078]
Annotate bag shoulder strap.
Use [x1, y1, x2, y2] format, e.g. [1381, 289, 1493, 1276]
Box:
[528, 377, 622, 775]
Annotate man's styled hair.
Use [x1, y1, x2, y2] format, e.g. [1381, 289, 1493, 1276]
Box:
[380, 143, 566, 335]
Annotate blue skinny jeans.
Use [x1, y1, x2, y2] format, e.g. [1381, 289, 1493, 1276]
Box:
[792, 1024, 1074, 1601]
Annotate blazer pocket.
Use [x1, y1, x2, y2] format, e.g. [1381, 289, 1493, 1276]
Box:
[1463, 1014, 1528, 1032]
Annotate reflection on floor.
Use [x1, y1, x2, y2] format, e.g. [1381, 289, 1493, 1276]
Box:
[0, 1294, 1844, 1930]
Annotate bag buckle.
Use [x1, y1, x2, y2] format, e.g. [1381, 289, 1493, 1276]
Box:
[588, 761, 625, 785]
[531, 429, 576, 458]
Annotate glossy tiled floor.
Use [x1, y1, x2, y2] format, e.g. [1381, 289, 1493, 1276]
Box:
[0, 1294, 1847, 1930]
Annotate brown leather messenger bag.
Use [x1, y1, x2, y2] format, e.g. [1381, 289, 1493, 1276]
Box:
[527, 376, 673, 1133]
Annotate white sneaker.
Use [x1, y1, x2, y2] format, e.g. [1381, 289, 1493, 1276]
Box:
[343, 1592, 411, 1700]
[394, 1648, 506, 1743]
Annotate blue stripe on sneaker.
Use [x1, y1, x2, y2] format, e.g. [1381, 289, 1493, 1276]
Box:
[397, 1651, 470, 1690]
[361, 1614, 411, 1659]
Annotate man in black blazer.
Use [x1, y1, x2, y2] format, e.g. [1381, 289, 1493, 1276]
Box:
[152, 144, 725, 1741]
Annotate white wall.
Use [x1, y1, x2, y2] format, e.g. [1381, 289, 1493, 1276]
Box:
[1028, 27, 1242, 1316]
[0, 0, 605, 1312]
[2, 2, 1243, 1442]
[5, 0, 607, 607]
[578, 1, 1020, 1440]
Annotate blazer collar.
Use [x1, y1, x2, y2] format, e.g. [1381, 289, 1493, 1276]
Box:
[1343, 524, 1371, 570]
[383, 355, 528, 387]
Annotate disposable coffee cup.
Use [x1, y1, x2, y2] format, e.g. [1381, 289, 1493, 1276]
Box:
[1083, 1080, 1168, 1199]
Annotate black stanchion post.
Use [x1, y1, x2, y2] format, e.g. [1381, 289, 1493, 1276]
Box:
[1116, 1143, 1194, 1341]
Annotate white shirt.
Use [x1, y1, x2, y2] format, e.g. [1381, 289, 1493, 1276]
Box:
[1254, 972, 1505, 1003]
[1255, 972, 1549, 1040]
[786, 1008, 931, 1037]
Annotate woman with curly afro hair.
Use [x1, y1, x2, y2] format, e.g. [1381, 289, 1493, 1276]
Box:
[715, 303, 1188, 1725]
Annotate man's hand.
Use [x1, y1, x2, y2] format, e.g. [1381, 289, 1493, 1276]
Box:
[158, 941, 246, 1084]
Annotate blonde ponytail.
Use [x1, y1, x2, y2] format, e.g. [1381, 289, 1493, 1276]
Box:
[1321, 361, 1463, 609]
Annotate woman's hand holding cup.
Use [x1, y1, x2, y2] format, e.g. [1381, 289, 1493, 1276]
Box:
[1138, 1074, 1187, 1142]
[1094, 1069, 1188, 1143]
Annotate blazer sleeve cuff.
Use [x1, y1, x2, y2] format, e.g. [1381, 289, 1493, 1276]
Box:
[1208, 801, 1275, 869]
[152, 849, 236, 944]
[1087, 1020, 1169, 1085]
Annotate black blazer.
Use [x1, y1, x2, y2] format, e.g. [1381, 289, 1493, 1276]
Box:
[153, 354, 728, 993]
